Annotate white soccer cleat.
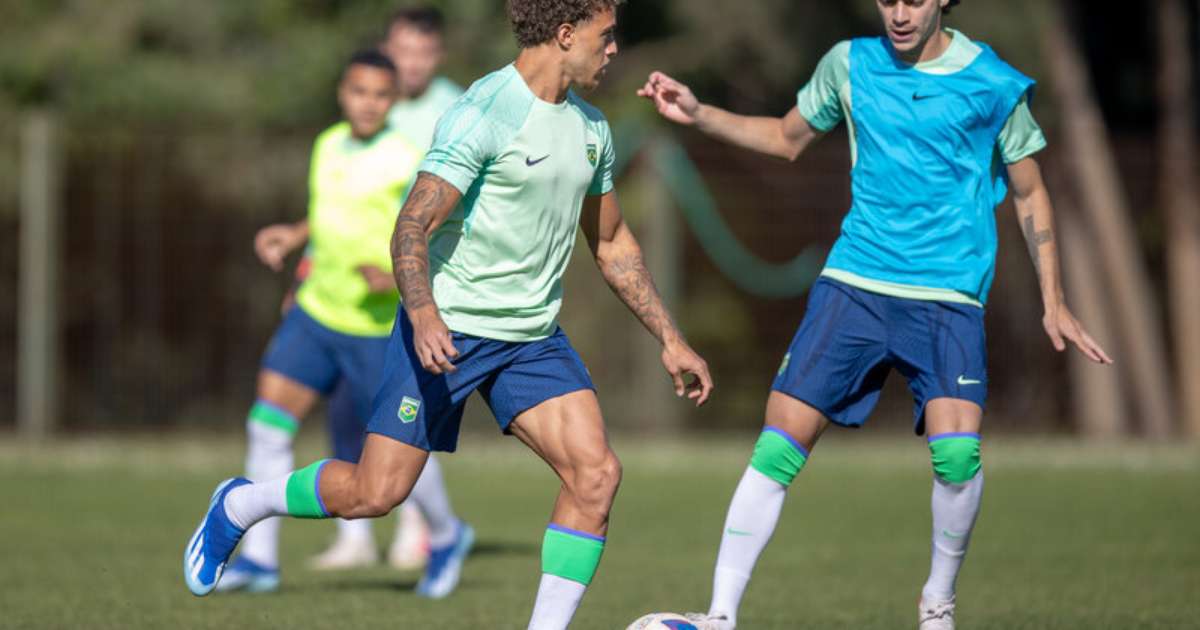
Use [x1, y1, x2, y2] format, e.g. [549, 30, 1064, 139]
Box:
[683, 612, 736, 630]
[388, 503, 431, 570]
[918, 597, 956, 630]
[306, 535, 379, 571]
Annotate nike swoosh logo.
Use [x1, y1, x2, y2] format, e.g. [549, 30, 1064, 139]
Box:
[912, 93, 938, 101]
[525, 154, 550, 166]
[957, 375, 982, 385]
[941, 528, 968, 539]
[726, 528, 753, 537]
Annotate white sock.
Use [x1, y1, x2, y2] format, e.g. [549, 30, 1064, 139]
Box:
[237, 420, 294, 568]
[709, 466, 787, 624]
[528, 574, 587, 630]
[224, 474, 290, 532]
[408, 455, 459, 549]
[336, 518, 374, 542]
[921, 471, 984, 602]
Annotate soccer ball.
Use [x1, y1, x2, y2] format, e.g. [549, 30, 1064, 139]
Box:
[625, 613, 700, 630]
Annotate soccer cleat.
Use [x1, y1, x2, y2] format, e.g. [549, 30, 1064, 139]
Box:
[215, 556, 280, 593]
[184, 477, 251, 596]
[307, 534, 380, 571]
[388, 503, 431, 570]
[683, 612, 736, 630]
[415, 521, 474, 599]
[918, 597, 956, 630]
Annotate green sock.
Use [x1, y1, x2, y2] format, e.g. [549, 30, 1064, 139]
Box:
[285, 459, 330, 518]
[541, 524, 606, 585]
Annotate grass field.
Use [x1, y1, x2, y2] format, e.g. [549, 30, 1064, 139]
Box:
[1, 431, 1197, 629]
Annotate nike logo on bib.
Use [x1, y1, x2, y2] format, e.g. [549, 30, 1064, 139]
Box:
[957, 375, 982, 386]
[525, 154, 550, 166]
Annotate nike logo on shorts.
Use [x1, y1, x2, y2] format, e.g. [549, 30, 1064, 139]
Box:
[957, 375, 982, 386]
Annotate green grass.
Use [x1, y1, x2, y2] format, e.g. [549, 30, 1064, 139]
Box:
[1, 432, 1197, 629]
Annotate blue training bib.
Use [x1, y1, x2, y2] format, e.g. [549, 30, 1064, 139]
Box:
[824, 37, 1034, 305]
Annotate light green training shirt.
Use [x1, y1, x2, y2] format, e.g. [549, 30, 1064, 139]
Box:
[418, 64, 616, 341]
[796, 29, 1047, 305]
[296, 122, 422, 336]
[388, 76, 464, 151]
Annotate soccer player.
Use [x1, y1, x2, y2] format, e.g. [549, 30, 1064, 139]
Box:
[212, 49, 471, 597]
[638, 0, 1112, 628]
[185, 2, 714, 628]
[309, 5, 467, 574]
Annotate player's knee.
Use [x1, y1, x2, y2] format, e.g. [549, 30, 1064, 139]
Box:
[749, 427, 809, 486]
[571, 452, 622, 512]
[928, 433, 982, 484]
[357, 490, 403, 518]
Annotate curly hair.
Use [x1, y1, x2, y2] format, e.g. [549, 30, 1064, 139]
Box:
[943, 0, 962, 14]
[507, 0, 625, 48]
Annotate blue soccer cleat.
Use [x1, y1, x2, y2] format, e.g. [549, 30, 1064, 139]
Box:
[415, 521, 474, 599]
[215, 556, 280, 593]
[184, 477, 250, 596]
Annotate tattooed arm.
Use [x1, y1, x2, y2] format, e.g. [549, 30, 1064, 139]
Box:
[390, 172, 464, 374]
[1008, 157, 1112, 364]
[581, 191, 714, 405]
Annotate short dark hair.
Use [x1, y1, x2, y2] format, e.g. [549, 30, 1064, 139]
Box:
[390, 6, 446, 36]
[346, 48, 397, 74]
[943, 0, 961, 14]
[506, 0, 624, 49]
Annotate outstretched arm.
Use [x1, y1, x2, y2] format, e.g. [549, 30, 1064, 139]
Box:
[581, 191, 714, 406]
[638, 71, 821, 161]
[391, 171, 464, 374]
[1008, 157, 1113, 364]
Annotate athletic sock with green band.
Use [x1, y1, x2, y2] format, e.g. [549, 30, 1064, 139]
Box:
[923, 432, 984, 601]
[223, 459, 333, 531]
[710, 427, 809, 625]
[528, 524, 606, 629]
[238, 399, 299, 568]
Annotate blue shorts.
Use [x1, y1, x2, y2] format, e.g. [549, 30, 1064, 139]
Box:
[366, 316, 595, 453]
[771, 278, 987, 434]
[261, 306, 389, 442]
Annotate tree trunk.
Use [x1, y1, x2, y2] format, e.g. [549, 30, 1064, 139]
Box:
[1157, 0, 1200, 439]
[1041, 0, 1175, 438]
[1051, 165, 1128, 437]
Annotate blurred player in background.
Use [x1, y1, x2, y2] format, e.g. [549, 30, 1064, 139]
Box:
[305, 4, 468, 575]
[185, 2, 714, 627]
[640, 0, 1112, 628]
[213, 49, 471, 598]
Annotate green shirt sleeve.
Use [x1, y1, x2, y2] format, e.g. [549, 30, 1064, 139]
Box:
[420, 101, 503, 194]
[997, 93, 1047, 164]
[588, 120, 616, 196]
[796, 40, 851, 132]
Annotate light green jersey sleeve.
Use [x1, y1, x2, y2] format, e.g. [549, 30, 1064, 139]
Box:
[588, 120, 616, 196]
[997, 93, 1047, 163]
[796, 40, 851, 132]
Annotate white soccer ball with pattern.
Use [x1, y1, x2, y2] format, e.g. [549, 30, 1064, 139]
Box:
[625, 612, 699, 630]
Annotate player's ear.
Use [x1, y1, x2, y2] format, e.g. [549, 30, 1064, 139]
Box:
[556, 21, 575, 50]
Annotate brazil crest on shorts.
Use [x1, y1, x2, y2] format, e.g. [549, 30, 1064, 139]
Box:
[398, 396, 421, 423]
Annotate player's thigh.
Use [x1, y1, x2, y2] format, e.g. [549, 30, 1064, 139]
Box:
[508, 389, 617, 488]
[764, 391, 831, 453]
[924, 398, 983, 435]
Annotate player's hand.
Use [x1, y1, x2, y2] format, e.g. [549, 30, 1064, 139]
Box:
[357, 265, 396, 293]
[637, 71, 700, 126]
[409, 306, 459, 375]
[1043, 303, 1113, 364]
[660, 339, 713, 406]
[255, 224, 304, 272]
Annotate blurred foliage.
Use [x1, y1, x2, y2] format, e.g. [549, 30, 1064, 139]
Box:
[0, 0, 1054, 128]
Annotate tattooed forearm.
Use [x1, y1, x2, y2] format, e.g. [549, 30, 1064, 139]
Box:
[601, 253, 679, 345]
[1021, 213, 1054, 279]
[390, 173, 453, 313]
